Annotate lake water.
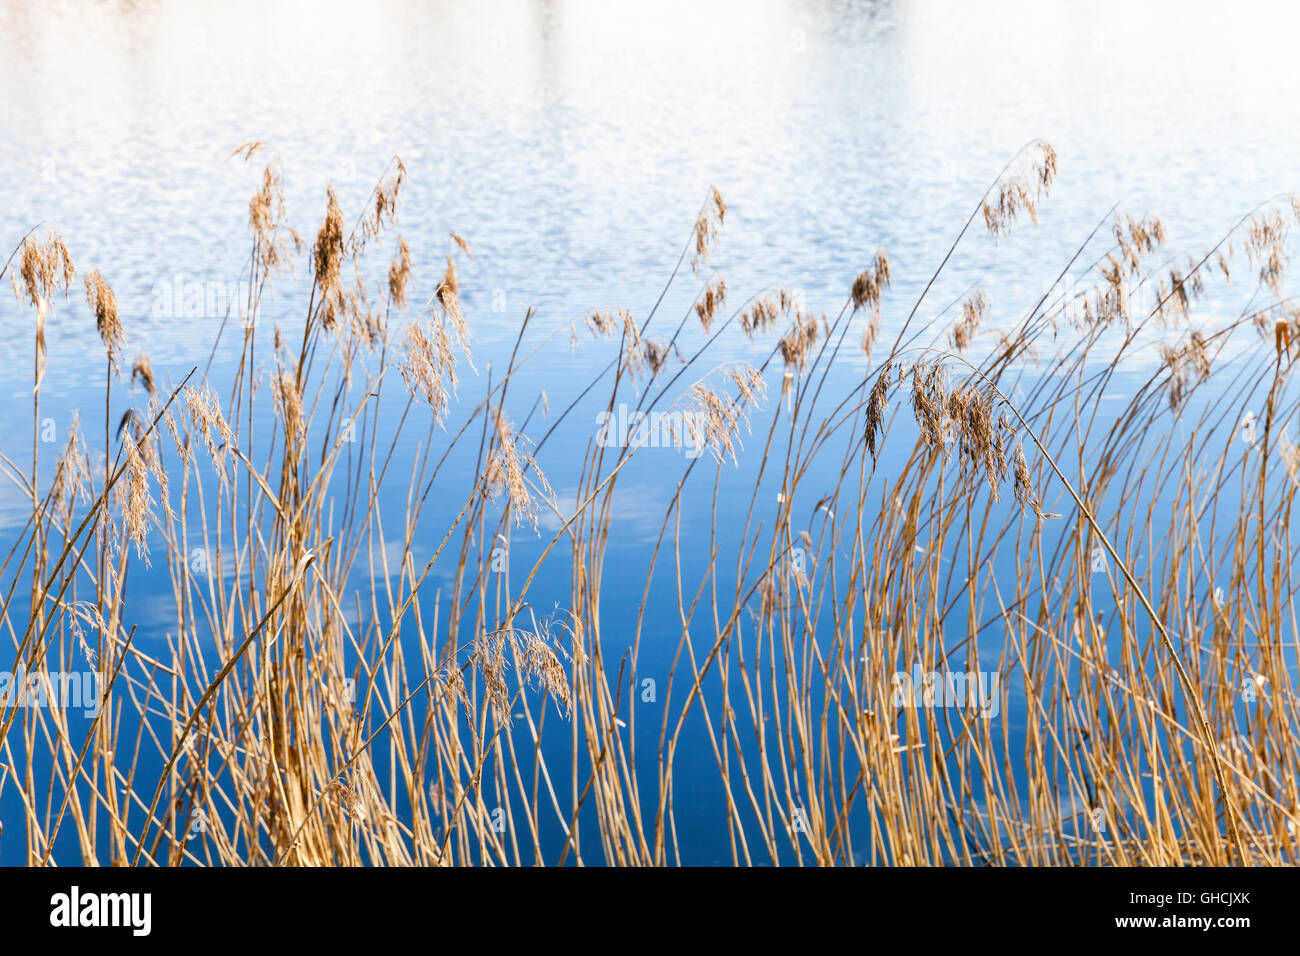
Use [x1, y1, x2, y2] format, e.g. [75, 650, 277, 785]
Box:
[1, 0, 1297, 864]
[4, 0, 1298, 379]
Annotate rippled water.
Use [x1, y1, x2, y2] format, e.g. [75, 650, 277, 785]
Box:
[4, 0, 1298, 375]
[1, 0, 1297, 864]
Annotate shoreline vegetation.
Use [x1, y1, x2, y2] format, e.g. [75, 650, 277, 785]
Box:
[3, 140, 1300, 865]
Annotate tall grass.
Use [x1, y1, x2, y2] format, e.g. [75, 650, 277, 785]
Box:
[2, 140, 1299, 865]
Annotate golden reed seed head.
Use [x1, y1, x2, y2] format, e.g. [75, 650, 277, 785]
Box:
[624, 337, 670, 379]
[483, 412, 552, 530]
[435, 254, 470, 353]
[621, 310, 640, 348]
[131, 352, 156, 400]
[185, 384, 234, 475]
[63, 601, 104, 669]
[695, 276, 727, 333]
[1243, 205, 1293, 298]
[673, 365, 766, 465]
[83, 269, 124, 370]
[229, 141, 266, 161]
[909, 361, 948, 449]
[1012, 443, 1041, 516]
[440, 253, 458, 298]
[1113, 212, 1167, 277]
[234, 145, 303, 281]
[313, 186, 347, 327]
[982, 141, 1058, 237]
[739, 288, 808, 339]
[778, 309, 821, 372]
[690, 186, 727, 276]
[388, 237, 412, 309]
[950, 289, 988, 352]
[585, 308, 632, 338]
[137, 421, 173, 522]
[726, 364, 766, 407]
[347, 291, 388, 352]
[49, 411, 89, 523]
[1159, 330, 1214, 408]
[271, 371, 306, 447]
[119, 434, 156, 562]
[867, 358, 1014, 500]
[851, 249, 892, 314]
[740, 297, 779, 337]
[852, 250, 892, 358]
[325, 777, 368, 823]
[359, 157, 407, 249]
[864, 363, 891, 461]
[472, 626, 572, 716]
[1152, 255, 1207, 326]
[12, 231, 76, 308]
[518, 632, 572, 716]
[400, 306, 467, 423]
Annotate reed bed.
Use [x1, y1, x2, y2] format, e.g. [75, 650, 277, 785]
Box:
[2, 140, 1299, 866]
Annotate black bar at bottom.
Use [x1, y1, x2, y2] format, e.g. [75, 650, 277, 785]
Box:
[0, 865, 1272, 944]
